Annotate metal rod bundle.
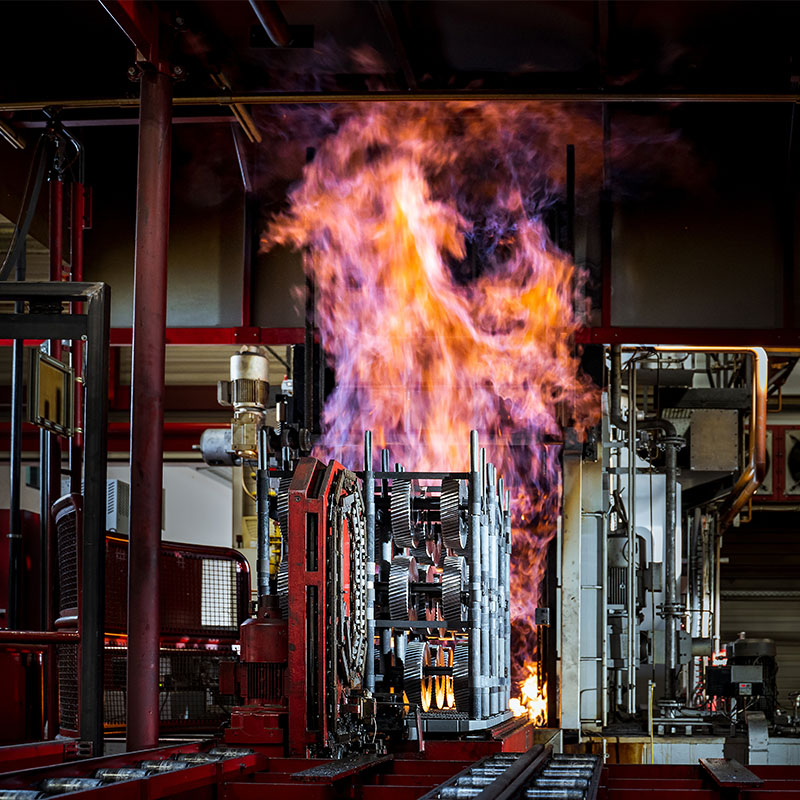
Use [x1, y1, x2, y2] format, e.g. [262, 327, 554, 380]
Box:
[365, 430, 511, 728]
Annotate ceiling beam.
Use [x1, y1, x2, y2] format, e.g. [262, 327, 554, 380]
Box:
[4, 90, 800, 113]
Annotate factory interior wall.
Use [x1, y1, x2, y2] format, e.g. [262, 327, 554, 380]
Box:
[0, 462, 232, 549]
[609, 103, 791, 329]
[0, 461, 40, 517]
[105, 464, 233, 547]
[80, 125, 246, 328]
[721, 520, 800, 711]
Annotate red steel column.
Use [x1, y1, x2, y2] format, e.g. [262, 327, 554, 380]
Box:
[126, 67, 172, 751]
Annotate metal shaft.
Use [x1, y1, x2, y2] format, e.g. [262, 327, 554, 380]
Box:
[626, 362, 637, 714]
[469, 430, 482, 719]
[663, 436, 680, 702]
[256, 428, 270, 600]
[127, 67, 173, 751]
[488, 464, 498, 715]
[364, 431, 376, 692]
[380, 448, 392, 672]
[480, 449, 490, 716]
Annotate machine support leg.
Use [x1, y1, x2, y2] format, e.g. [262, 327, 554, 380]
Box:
[127, 67, 173, 752]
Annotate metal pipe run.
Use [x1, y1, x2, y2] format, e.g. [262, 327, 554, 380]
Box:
[247, 0, 292, 47]
[480, 449, 490, 717]
[609, 345, 625, 430]
[487, 464, 499, 716]
[662, 434, 683, 703]
[626, 362, 637, 714]
[380, 448, 392, 674]
[5, 91, 800, 113]
[0, 630, 80, 645]
[256, 428, 270, 600]
[504, 488, 511, 709]
[648, 346, 767, 530]
[7, 242, 25, 630]
[364, 431, 376, 693]
[127, 67, 173, 752]
[469, 430, 483, 719]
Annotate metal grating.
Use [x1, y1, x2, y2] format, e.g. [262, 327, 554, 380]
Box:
[104, 538, 249, 637]
[244, 662, 285, 703]
[57, 644, 79, 734]
[103, 647, 236, 731]
[609, 566, 627, 606]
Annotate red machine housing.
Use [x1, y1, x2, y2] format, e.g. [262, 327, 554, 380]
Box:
[221, 597, 288, 748]
[224, 457, 358, 756]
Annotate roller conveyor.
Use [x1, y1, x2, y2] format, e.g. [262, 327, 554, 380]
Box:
[425, 747, 601, 800]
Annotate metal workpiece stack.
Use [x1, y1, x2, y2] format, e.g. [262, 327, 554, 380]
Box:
[427, 751, 601, 800]
[433, 754, 522, 798]
[0, 750, 257, 799]
[363, 430, 513, 731]
[523, 754, 601, 799]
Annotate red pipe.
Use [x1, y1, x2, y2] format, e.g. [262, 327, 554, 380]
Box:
[126, 67, 172, 752]
[0, 631, 80, 645]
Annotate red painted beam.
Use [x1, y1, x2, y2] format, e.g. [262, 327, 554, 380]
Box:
[0, 422, 227, 455]
[7, 326, 800, 349]
[0, 327, 305, 348]
[577, 327, 800, 347]
[111, 326, 306, 346]
[0, 740, 76, 772]
[0, 631, 79, 645]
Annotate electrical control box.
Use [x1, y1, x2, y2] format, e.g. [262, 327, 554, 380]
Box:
[707, 665, 764, 698]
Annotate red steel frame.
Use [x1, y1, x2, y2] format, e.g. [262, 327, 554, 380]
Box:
[286, 457, 342, 755]
[7, 325, 799, 350]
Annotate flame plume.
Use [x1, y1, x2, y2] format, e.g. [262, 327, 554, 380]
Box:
[266, 101, 599, 721]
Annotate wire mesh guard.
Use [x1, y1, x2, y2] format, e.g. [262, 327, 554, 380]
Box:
[54, 504, 250, 734]
[103, 647, 237, 730]
[55, 503, 79, 617]
[104, 539, 248, 637]
[57, 643, 79, 734]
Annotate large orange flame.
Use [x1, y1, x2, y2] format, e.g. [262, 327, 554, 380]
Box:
[266, 101, 598, 722]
